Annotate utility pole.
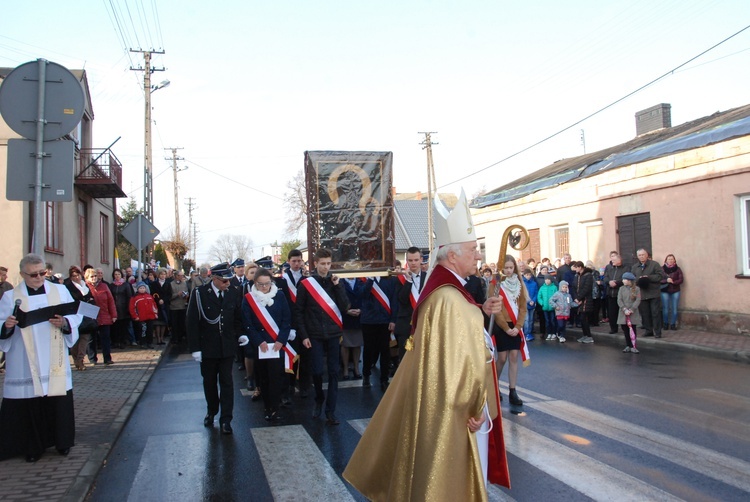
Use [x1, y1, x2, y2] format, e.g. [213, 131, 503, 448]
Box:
[580, 129, 586, 154]
[165, 147, 185, 237]
[130, 49, 166, 223]
[185, 197, 196, 263]
[419, 132, 438, 252]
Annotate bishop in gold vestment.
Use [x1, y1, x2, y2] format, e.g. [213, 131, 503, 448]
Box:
[343, 259, 510, 501]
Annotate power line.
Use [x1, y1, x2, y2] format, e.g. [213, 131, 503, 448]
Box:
[183, 159, 285, 201]
[440, 23, 750, 189]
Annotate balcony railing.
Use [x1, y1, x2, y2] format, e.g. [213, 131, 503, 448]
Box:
[75, 145, 126, 198]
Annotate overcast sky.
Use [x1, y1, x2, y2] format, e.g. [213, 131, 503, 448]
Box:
[2, 0, 749, 264]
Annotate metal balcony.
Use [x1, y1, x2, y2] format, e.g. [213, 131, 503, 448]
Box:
[75, 146, 127, 198]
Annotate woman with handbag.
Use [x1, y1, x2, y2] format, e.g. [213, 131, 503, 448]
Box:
[64, 266, 96, 371]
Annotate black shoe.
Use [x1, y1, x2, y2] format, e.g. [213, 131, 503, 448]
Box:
[299, 390, 309, 399]
[363, 377, 371, 388]
[269, 411, 282, 424]
[670, 324, 677, 330]
[26, 454, 40, 463]
[203, 414, 214, 427]
[220, 423, 233, 435]
[655, 333, 662, 338]
[313, 401, 323, 418]
[509, 389, 523, 406]
[246, 378, 254, 391]
[57, 447, 71, 456]
[281, 396, 291, 407]
[325, 413, 340, 426]
[104, 360, 114, 366]
[644, 332, 654, 337]
[608, 330, 618, 334]
[380, 381, 389, 391]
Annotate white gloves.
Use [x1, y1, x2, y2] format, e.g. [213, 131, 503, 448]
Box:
[288, 329, 297, 341]
[191, 351, 202, 363]
[238, 335, 249, 346]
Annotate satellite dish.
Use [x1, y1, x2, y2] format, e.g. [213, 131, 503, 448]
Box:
[0, 60, 85, 141]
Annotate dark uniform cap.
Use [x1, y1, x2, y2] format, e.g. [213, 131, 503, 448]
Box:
[210, 263, 234, 279]
[231, 258, 245, 267]
[422, 253, 430, 264]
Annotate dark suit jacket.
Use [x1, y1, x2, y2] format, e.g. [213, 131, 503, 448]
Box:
[393, 271, 426, 336]
[230, 275, 251, 296]
[186, 283, 243, 358]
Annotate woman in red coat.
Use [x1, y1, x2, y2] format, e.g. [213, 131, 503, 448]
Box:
[85, 268, 118, 365]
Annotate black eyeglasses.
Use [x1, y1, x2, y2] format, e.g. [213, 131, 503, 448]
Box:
[255, 281, 272, 288]
[23, 270, 45, 278]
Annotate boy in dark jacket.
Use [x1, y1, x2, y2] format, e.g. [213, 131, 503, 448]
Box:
[294, 249, 350, 426]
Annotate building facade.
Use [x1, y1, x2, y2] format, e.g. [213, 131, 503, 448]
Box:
[472, 104, 750, 334]
[0, 67, 125, 285]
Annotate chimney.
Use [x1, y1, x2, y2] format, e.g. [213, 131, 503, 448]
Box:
[392, 186, 397, 198]
[416, 191, 422, 200]
[635, 103, 671, 135]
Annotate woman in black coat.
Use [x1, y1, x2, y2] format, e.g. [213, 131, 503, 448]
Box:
[573, 261, 595, 344]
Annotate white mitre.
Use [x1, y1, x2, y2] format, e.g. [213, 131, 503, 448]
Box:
[433, 188, 477, 248]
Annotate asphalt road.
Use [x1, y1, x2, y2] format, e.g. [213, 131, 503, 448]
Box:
[88, 338, 750, 501]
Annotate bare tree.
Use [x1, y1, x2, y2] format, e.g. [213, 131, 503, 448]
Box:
[207, 234, 254, 264]
[283, 169, 307, 237]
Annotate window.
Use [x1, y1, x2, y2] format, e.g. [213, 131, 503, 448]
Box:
[551, 226, 569, 259]
[740, 195, 750, 275]
[100, 213, 110, 264]
[45, 202, 62, 253]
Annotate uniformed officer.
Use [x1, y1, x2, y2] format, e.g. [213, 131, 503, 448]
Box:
[187, 263, 248, 434]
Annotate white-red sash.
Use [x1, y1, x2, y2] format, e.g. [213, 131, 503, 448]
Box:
[370, 279, 391, 315]
[283, 271, 298, 303]
[409, 281, 419, 309]
[498, 286, 531, 366]
[245, 293, 298, 373]
[301, 278, 343, 329]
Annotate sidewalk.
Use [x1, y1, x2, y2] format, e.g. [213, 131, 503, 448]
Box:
[1, 325, 749, 501]
[0, 343, 167, 502]
[563, 323, 750, 364]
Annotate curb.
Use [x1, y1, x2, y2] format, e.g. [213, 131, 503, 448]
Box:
[565, 327, 750, 365]
[62, 348, 167, 502]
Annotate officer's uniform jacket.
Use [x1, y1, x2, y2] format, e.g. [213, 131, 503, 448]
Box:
[186, 282, 243, 358]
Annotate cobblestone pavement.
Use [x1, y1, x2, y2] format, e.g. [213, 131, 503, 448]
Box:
[0, 343, 166, 502]
[0, 323, 748, 501]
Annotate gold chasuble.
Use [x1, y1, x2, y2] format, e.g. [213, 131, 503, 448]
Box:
[344, 265, 510, 501]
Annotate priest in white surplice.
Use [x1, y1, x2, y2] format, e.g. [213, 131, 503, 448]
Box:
[0, 254, 81, 463]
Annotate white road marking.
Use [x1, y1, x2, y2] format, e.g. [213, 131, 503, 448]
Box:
[502, 419, 683, 501]
[252, 425, 354, 501]
[529, 399, 750, 493]
[127, 432, 207, 502]
[162, 391, 205, 402]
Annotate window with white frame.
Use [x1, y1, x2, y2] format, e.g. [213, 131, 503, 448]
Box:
[45, 201, 62, 252]
[740, 195, 750, 275]
[551, 225, 569, 259]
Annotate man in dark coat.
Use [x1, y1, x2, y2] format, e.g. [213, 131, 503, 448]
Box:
[393, 247, 426, 362]
[631, 248, 666, 338]
[294, 248, 350, 426]
[187, 263, 248, 434]
[603, 251, 626, 334]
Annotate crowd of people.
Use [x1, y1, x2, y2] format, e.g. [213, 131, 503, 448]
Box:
[477, 250, 685, 353]
[0, 244, 684, 472]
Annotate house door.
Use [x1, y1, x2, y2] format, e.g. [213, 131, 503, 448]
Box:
[617, 213, 652, 267]
[78, 200, 87, 267]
